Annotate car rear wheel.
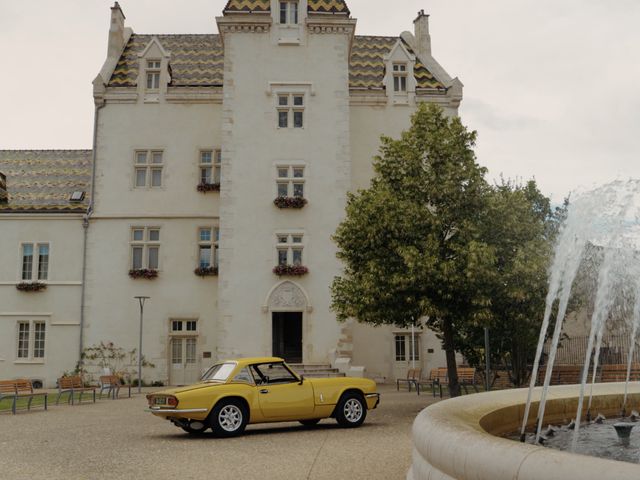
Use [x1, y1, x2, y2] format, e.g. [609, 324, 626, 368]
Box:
[209, 399, 248, 437]
[335, 393, 367, 428]
[299, 419, 321, 427]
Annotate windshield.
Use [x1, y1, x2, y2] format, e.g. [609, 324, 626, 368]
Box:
[201, 362, 236, 382]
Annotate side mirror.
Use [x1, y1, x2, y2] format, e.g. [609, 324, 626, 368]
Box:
[299, 375, 305, 385]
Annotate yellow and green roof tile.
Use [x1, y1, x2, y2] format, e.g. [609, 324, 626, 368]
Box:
[0, 150, 92, 213]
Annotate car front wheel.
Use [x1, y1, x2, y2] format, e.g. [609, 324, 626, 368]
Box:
[335, 393, 367, 428]
[210, 399, 248, 437]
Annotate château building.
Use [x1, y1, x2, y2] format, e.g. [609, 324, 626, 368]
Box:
[0, 1, 463, 387]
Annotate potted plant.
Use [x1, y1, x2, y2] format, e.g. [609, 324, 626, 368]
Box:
[273, 196, 308, 209]
[194, 266, 218, 277]
[16, 281, 47, 292]
[128, 269, 158, 279]
[273, 265, 309, 276]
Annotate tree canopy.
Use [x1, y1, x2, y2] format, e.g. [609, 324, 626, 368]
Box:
[331, 103, 556, 395]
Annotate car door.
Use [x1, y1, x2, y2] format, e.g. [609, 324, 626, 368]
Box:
[252, 362, 315, 419]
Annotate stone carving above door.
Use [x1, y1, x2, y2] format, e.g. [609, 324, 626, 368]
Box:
[263, 281, 312, 312]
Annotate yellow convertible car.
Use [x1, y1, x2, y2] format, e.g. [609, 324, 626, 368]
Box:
[146, 357, 380, 436]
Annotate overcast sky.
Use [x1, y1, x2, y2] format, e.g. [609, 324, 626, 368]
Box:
[1, 0, 638, 202]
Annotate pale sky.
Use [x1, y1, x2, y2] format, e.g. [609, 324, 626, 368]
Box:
[1, 0, 638, 202]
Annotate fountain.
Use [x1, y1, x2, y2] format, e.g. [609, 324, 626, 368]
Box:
[408, 180, 640, 479]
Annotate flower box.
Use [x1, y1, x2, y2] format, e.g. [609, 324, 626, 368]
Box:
[273, 196, 308, 209]
[194, 266, 218, 277]
[273, 265, 309, 277]
[128, 269, 158, 279]
[197, 183, 221, 193]
[16, 281, 47, 292]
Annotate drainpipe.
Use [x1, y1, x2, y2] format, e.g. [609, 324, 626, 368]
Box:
[79, 100, 105, 367]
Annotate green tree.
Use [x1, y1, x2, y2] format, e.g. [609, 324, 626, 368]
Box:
[331, 103, 495, 397]
[454, 180, 556, 386]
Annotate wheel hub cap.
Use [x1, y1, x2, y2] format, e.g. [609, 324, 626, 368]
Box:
[344, 399, 363, 422]
[219, 405, 243, 432]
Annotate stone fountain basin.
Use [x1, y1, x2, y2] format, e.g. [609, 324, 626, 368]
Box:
[408, 382, 640, 480]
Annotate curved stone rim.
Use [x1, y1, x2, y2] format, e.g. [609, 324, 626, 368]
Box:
[408, 382, 640, 480]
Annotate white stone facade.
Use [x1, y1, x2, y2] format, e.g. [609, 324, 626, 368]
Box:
[0, 2, 463, 386]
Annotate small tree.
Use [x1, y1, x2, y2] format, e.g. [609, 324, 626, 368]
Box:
[331, 104, 494, 397]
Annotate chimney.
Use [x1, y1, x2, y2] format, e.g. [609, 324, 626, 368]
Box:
[0, 172, 7, 203]
[413, 9, 431, 57]
[108, 2, 126, 59]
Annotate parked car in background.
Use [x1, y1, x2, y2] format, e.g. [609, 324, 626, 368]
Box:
[146, 357, 380, 436]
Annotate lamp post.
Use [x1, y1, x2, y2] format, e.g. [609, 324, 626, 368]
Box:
[134, 296, 150, 394]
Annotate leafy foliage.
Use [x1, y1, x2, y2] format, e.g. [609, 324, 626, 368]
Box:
[331, 103, 560, 393]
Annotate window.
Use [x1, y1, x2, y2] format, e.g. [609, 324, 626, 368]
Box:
[393, 64, 408, 93]
[277, 234, 304, 266]
[251, 362, 297, 385]
[146, 60, 161, 90]
[395, 334, 420, 362]
[199, 150, 221, 185]
[131, 227, 160, 270]
[16, 321, 45, 360]
[276, 166, 305, 198]
[134, 150, 163, 188]
[171, 320, 198, 333]
[277, 94, 304, 128]
[21, 243, 49, 281]
[279, 1, 298, 24]
[198, 227, 219, 269]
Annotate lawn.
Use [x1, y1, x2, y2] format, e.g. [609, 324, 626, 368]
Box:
[0, 391, 95, 413]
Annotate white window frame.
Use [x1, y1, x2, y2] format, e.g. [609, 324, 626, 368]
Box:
[146, 60, 161, 90]
[394, 334, 420, 362]
[279, 0, 299, 25]
[134, 150, 164, 189]
[170, 319, 198, 335]
[130, 227, 161, 270]
[199, 149, 222, 185]
[19, 242, 50, 282]
[393, 63, 408, 93]
[276, 233, 305, 266]
[277, 93, 305, 129]
[276, 165, 305, 198]
[16, 320, 46, 361]
[197, 227, 219, 269]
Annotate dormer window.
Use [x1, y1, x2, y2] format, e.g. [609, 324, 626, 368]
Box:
[393, 64, 408, 93]
[280, 1, 298, 25]
[146, 60, 161, 90]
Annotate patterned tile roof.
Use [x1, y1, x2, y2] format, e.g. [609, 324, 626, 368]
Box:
[0, 150, 92, 213]
[107, 34, 443, 91]
[350, 36, 445, 90]
[223, 0, 350, 14]
[108, 35, 223, 88]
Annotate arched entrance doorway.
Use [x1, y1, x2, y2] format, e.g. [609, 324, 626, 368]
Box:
[265, 281, 310, 363]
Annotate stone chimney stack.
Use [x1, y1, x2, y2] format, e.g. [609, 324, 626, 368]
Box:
[413, 9, 431, 58]
[108, 2, 126, 59]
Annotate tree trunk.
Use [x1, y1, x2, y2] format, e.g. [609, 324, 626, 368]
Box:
[442, 318, 461, 397]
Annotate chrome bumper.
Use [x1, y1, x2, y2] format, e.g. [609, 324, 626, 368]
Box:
[145, 407, 208, 414]
[365, 393, 381, 409]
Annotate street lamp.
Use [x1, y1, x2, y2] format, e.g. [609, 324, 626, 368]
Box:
[134, 296, 150, 394]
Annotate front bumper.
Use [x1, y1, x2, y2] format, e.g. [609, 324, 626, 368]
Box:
[365, 393, 380, 410]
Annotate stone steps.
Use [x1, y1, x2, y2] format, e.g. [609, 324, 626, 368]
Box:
[289, 364, 345, 378]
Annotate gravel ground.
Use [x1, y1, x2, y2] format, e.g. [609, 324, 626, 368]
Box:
[0, 384, 439, 480]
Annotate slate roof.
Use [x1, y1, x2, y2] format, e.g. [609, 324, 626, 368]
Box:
[108, 35, 223, 88]
[350, 36, 444, 90]
[223, 0, 350, 15]
[0, 150, 92, 213]
[108, 34, 444, 91]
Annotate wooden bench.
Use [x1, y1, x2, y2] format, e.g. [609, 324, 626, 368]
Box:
[99, 375, 131, 399]
[56, 375, 96, 405]
[418, 367, 478, 397]
[415, 368, 440, 396]
[396, 368, 422, 392]
[537, 365, 585, 385]
[601, 364, 640, 383]
[0, 379, 48, 414]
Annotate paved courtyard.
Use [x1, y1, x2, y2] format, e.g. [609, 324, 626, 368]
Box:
[0, 384, 439, 480]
